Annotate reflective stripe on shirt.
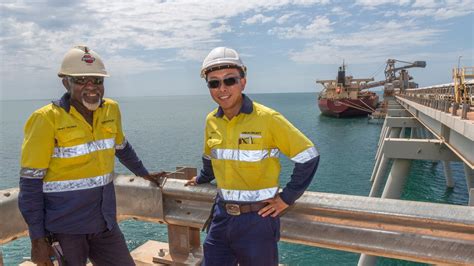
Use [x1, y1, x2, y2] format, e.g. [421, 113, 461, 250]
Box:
[211, 148, 280, 162]
[52, 138, 115, 158]
[291, 146, 319, 164]
[219, 187, 278, 202]
[43, 172, 114, 193]
[20, 167, 47, 179]
[115, 138, 128, 150]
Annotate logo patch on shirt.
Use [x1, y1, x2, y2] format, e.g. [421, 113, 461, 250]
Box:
[57, 125, 77, 131]
[101, 119, 115, 124]
[241, 131, 261, 135]
[238, 133, 262, 144]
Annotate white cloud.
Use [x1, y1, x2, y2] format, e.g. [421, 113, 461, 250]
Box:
[243, 14, 274, 25]
[336, 22, 442, 47]
[0, 0, 472, 99]
[175, 48, 210, 62]
[396, 0, 474, 19]
[412, 0, 439, 8]
[107, 55, 162, 76]
[292, 0, 332, 5]
[276, 12, 303, 24]
[276, 13, 293, 24]
[269, 16, 333, 39]
[330, 6, 352, 17]
[0, 18, 75, 75]
[355, 0, 411, 8]
[289, 43, 381, 64]
[0, 0, 332, 76]
[289, 19, 444, 64]
[432, 6, 474, 20]
[398, 8, 436, 17]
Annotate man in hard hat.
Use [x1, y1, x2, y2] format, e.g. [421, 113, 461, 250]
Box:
[186, 47, 320, 265]
[19, 45, 165, 265]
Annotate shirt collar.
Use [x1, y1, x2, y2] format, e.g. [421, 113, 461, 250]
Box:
[214, 93, 253, 118]
[52, 92, 105, 113]
[52, 92, 72, 112]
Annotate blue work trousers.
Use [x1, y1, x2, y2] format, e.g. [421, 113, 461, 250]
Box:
[53, 225, 134, 266]
[202, 203, 280, 266]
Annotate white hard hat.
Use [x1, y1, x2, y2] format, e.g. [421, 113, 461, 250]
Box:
[200, 47, 246, 78]
[58, 45, 109, 77]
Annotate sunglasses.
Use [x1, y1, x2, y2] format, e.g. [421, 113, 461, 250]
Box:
[70, 76, 104, 85]
[207, 76, 240, 89]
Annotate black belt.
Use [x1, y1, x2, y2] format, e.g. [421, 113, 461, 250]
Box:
[202, 200, 268, 233]
[219, 202, 267, 216]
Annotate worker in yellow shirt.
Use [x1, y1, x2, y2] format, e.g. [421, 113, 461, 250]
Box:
[19, 45, 164, 265]
[186, 47, 320, 266]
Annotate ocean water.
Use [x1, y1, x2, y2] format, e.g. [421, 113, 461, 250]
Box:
[0, 93, 469, 265]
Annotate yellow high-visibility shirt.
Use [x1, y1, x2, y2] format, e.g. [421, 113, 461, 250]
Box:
[203, 99, 318, 202]
[20, 98, 125, 193]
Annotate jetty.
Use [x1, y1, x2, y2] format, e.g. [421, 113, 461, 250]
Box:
[1, 69, 473, 265]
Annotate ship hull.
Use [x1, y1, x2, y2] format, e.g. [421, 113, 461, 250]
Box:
[318, 96, 378, 118]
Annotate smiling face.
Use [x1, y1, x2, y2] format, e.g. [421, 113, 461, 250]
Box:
[63, 76, 105, 111]
[206, 68, 246, 120]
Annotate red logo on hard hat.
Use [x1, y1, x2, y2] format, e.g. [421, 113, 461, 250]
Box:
[82, 53, 95, 64]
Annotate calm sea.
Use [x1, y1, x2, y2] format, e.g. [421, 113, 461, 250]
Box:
[0, 93, 469, 265]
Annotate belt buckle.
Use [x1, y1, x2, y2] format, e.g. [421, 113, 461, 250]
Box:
[225, 204, 241, 216]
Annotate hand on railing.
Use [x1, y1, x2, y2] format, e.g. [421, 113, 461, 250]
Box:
[184, 176, 198, 186]
[142, 171, 168, 187]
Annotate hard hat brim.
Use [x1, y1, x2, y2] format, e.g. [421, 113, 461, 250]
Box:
[58, 73, 110, 78]
[200, 64, 246, 78]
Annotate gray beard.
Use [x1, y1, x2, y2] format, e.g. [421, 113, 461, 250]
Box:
[83, 100, 100, 111]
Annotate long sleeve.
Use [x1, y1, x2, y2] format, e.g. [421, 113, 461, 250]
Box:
[115, 141, 149, 177]
[269, 111, 320, 205]
[196, 156, 215, 184]
[19, 178, 46, 240]
[196, 117, 216, 184]
[279, 155, 320, 205]
[19, 111, 55, 240]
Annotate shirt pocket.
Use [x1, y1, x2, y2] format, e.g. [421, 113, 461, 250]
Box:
[207, 137, 222, 148]
[56, 130, 86, 147]
[237, 135, 264, 168]
[53, 130, 89, 164]
[101, 124, 118, 139]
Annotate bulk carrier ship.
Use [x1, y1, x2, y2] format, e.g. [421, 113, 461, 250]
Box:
[317, 59, 426, 118]
[317, 64, 379, 117]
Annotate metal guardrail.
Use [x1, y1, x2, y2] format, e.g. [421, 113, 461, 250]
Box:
[402, 79, 474, 105]
[0, 188, 27, 245]
[2, 174, 474, 265]
[396, 96, 474, 168]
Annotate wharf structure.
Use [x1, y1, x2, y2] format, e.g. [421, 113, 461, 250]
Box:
[1, 77, 474, 265]
[359, 74, 474, 265]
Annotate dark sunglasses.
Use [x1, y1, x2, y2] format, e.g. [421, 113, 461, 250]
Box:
[70, 76, 104, 85]
[207, 76, 240, 89]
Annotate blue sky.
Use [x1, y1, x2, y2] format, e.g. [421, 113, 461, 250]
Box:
[1, 0, 473, 100]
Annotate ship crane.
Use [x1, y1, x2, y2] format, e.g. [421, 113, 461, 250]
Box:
[363, 59, 426, 96]
[384, 59, 426, 91]
[360, 59, 426, 120]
